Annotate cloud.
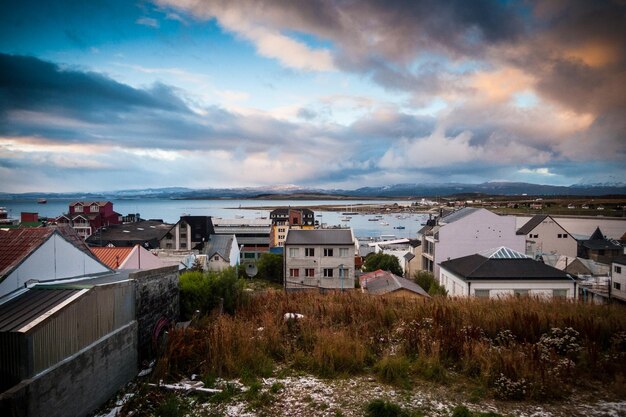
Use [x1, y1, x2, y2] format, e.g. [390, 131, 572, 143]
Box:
[136, 17, 160, 28]
[518, 168, 556, 176]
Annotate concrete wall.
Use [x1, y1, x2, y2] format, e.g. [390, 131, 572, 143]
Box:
[0, 321, 138, 417]
[131, 265, 179, 359]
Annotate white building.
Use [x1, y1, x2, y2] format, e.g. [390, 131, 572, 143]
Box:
[420, 208, 525, 279]
[611, 257, 626, 302]
[516, 215, 578, 258]
[284, 229, 356, 290]
[439, 247, 576, 299]
[205, 234, 240, 271]
[0, 227, 111, 297]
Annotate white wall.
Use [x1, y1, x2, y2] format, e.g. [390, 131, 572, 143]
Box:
[525, 217, 577, 257]
[285, 244, 355, 289]
[612, 261, 626, 301]
[440, 267, 575, 299]
[434, 210, 525, 278]
[0, 234, 110, 297]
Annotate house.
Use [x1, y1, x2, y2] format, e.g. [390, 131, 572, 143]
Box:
[611, 256, 626, 303]
[161, 216, 215, 251]
[0, 227, 111, 297]
[85, 220, 173, 248]
[91, 245, 168, 270]
[204, 234, 240, 271]
[404, 239, 422, 278]
[269, 208, 316, 249]
[578, 227, 623, 264]
[517, 215, 578, 258]
[439, 247, 576, 299]
[359, 269, 429, 298]
[213, 218, 271, 263]
[284, 229, 356, 290]
[419, 208, 524, 279]
[55, 201, 122, 239]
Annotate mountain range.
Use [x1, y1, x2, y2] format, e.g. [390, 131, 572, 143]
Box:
[1, 181, 625, 200]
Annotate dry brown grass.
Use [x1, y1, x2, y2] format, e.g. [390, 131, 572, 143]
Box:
[158, 290, 626, 400]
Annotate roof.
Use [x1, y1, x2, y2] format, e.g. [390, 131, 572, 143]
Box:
[361, 270, 429, 297]
[179, 216, 214, 237]
[213, 218, 271, 226]
[0, 286, 89, 332]
[205, 234, 234, 261]
[440, 249, 573, 281]
[439, 207, 480, 224]
[91, 246, 134, 269]
[404, 253, 416, 261]
[614, 256, 626, 266]
[85, 220, 173, 246]
[478, 247, 528, 259]
[285, 229, 353, 245]
[581, 227, 622, 250]
[70, 201, 110, 207]
[516, 215, 549, 235]
[0, 228, 54, 278]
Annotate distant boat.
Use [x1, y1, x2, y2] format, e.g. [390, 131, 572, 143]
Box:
[341, 216, 351, 222]
[380, 221, 389, 226]
[368, 218, 378, 221]
[342, 212, 359, 215]
[37, 198, 47, 204]
[316, 214, 323, 217]
[394, 226, 406, 230]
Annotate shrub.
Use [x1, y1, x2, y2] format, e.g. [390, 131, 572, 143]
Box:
[414, 271, 447, 296]
[375, 355, 411, 388]
[363, 253, 403, 276]
[179, 268, 245, 319]
[365, 399, 405, 417]
[256, 253, 284, 283]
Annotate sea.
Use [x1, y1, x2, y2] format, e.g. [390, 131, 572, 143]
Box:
[0, 198, 429, 240]
[2, 198, 625, 240]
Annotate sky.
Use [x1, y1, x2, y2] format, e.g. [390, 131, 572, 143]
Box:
[1, 0, 625, 193]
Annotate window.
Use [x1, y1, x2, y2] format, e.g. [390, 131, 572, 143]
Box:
[305, 248, 315, 257]
[90, 205, 99, 213]
[532, 234, 539, 238]
[553, 289, 567, 298]
[180, 243, 187, 249]
[562, 234, 568, 238]
[323, 268, 334, 278]
[514, 289, 529, 297]
[289, 248, 299, 257]
[278, 235, 285, 240]
[289, 268, 300, 277]
[339, 248, 349, 257]
[474, 289, 490, 299]
[615, 266, 622, 274]
[557, 234, 562, 238]
[305, 268, 315, 277]
[614, 282, 622, 291]
[244, 253, 256, 259]
[214, 255, 220, 261]
[75, 205, 83, 212]
[278, 228, 285, 233]
[324, 248, 334, 257]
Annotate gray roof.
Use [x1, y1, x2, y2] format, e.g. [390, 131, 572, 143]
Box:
[86, 220, 173, 247]
[0, 286, 89, 332]
[205, 234, 234, 261]
[440, 207, 480, 224]
[285, 229, 353, 245]
[517, 215, 549, 235]
[364, 270, 430, 297]
[404, 252, 416, 261]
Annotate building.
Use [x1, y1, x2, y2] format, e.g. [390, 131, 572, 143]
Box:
[439, 247, 576, 299]
[420, 208, 524, 279]
[0, 227, 111, 298]
[269, 208, 315, 249]
[404, 239, 422, 278]
[160, 216, 215, 251]
[91, 245, 168, 270]
[359, 269, 430, 298]
[611, 256, 626, 303]
[578, 227, 623, 265]
[516, 215, 577, 258]
[55, 201, 122, 239]
[85, 220, 174, 249]
[284, 229, 356, 290]
[204, 234, 240, 271]
[213, 218, 271, 263]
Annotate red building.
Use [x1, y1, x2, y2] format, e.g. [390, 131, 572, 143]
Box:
[56, 201, 121, 239]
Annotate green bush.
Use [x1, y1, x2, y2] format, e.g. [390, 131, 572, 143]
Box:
[365, 399, 404, 417]
[414, 271, 447, 296]
[256, 253, 284, 283]
[179, 268, 245, 319]
[363, 253, 403, 276]
[375, 355, 411, 388]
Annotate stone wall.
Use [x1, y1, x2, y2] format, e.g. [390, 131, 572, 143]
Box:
[0, 321, 138, 417]
[130, 265, 179, 359]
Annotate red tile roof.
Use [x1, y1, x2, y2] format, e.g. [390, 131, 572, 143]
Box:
[90, 246, 134, 269]
[0, 228, 54, 278]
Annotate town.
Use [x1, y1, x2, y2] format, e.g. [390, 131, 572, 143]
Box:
[0, 198, 625, 416]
